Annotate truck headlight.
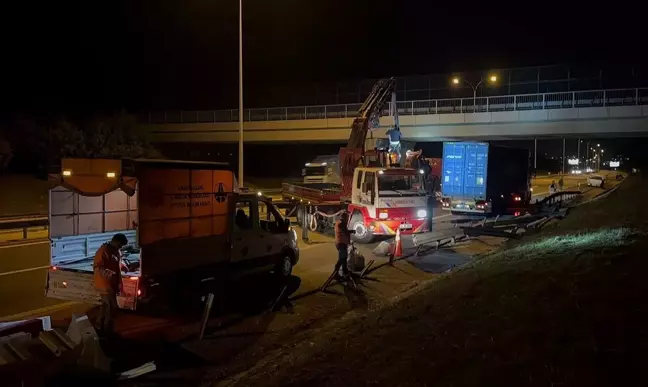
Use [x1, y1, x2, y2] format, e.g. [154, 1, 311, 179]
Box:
[417, 209, 427, 218]
[379, 212, 388, 219]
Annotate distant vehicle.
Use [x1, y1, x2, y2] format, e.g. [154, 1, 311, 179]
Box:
[587, 175, 605, 188]
[440, 142, 531, 215]
[585, 167, 594, 173]
[46, 158, 299, 311]
[571, 169, 582, 175]
[302, 155, 340, 184]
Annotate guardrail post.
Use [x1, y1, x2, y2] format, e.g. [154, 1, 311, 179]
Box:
[572, 92, 575, 108]
[285, 107, 288, 120]
[266, 108, 269, 121]
[486, 97, 489, 112]
[435, 100, 438, 114]
[345, 104, 348, 118]
[212, 110, 216, 122]
[460, 99, 463, 113]
[603, 90, 606, 107]
[324, 105, 327, 119]
[411, 101, 414, 115]
[513, 95, 517, 111]
[304, 106, 307, 120]
[636, 88, 639, 105]
[542, 93, 545, 109]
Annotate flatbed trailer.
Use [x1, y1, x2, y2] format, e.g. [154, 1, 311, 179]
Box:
[281, 182, 344, 205]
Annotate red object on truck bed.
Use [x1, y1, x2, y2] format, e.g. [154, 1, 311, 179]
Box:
[282, 182, 342, 204]
[429, 157, 442, 179]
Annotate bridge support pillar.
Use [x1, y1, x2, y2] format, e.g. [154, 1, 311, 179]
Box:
[533, 138, 537, 170]
[562, 138, 566, 174]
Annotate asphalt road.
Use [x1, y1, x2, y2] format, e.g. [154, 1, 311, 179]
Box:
[0, 172, 619, 320]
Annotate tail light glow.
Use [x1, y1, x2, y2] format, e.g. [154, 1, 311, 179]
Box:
[514, 196, 521, 201]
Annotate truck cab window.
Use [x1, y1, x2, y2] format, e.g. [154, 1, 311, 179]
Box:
[363, 172, 375, 194]
[234, 201, 253, 231]
[258, 201, 284, 233]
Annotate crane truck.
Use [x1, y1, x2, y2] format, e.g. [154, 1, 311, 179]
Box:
[282, 78, 429, 243]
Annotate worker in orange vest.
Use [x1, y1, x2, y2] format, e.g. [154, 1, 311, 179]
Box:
[93, 233, 128, 337]
[334, 212, 355, 278]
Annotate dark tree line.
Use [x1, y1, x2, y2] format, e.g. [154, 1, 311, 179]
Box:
[0, 112, 161, 175]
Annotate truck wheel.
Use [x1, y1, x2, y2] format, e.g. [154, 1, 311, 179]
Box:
[275, 254, 293, 278]
[350, 215, 374, 244]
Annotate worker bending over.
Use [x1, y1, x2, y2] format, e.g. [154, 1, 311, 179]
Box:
[334, 212, 355, 277]
[93, 233, 128, 338]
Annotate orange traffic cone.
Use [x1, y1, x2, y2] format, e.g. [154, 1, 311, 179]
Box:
[393, 227, 403, 258]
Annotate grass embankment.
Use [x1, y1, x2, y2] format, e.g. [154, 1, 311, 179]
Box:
[218, 176, 648, 387]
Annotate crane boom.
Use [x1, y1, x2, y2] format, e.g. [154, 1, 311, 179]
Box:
[346, 78, 396, 149]
[340, 78, 397, 198]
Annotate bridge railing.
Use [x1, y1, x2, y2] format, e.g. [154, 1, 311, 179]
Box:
[142, 87, 648, 125]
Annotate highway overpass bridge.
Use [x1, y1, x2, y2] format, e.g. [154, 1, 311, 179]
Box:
[139, 88, 648, 143]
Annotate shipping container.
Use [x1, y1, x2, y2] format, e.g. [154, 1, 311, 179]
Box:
[441, 142, 530, 214]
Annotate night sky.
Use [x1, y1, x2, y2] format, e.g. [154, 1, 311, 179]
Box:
[3, 1, 644, 113]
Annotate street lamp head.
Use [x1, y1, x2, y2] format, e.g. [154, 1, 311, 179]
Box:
[489, 75, 497, 83]
[597, 143, 600, 147]
[452, 77, 460, 85]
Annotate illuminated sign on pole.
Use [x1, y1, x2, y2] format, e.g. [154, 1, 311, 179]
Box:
[567, 158, 579, 166]
[610, 161, 620, 168]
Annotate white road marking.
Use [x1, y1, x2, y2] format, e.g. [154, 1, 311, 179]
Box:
[432, 213, 452, 220]
[0, 265, 50, 277]
[0, 301, 80, 322]
[0, 239, 49, 249]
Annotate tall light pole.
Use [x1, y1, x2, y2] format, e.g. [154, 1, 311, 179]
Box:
[452, 75, 498, 112]
[238, 0, 244, 187]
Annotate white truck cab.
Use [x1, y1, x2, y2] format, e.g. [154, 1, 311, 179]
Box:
[347, 167, 429, 243]
[302, 155, 340, 184]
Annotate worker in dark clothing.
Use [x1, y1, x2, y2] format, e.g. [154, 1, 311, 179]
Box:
[93, 233, 128, 337]
[334, 212, 355, 277]
[386, 127, 402, 165]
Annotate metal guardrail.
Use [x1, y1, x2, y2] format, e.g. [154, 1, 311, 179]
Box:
[0, 215, 49, 243]
[0, 215, 48, 230]
[143, 87, 648, 124]
[536, 190, 581, 208]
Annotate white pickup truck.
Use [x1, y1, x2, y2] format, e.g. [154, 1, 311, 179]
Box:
[46, 158, 299, 311]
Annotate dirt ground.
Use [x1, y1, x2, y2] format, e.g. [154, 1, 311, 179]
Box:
[208, 175, 647, 387]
